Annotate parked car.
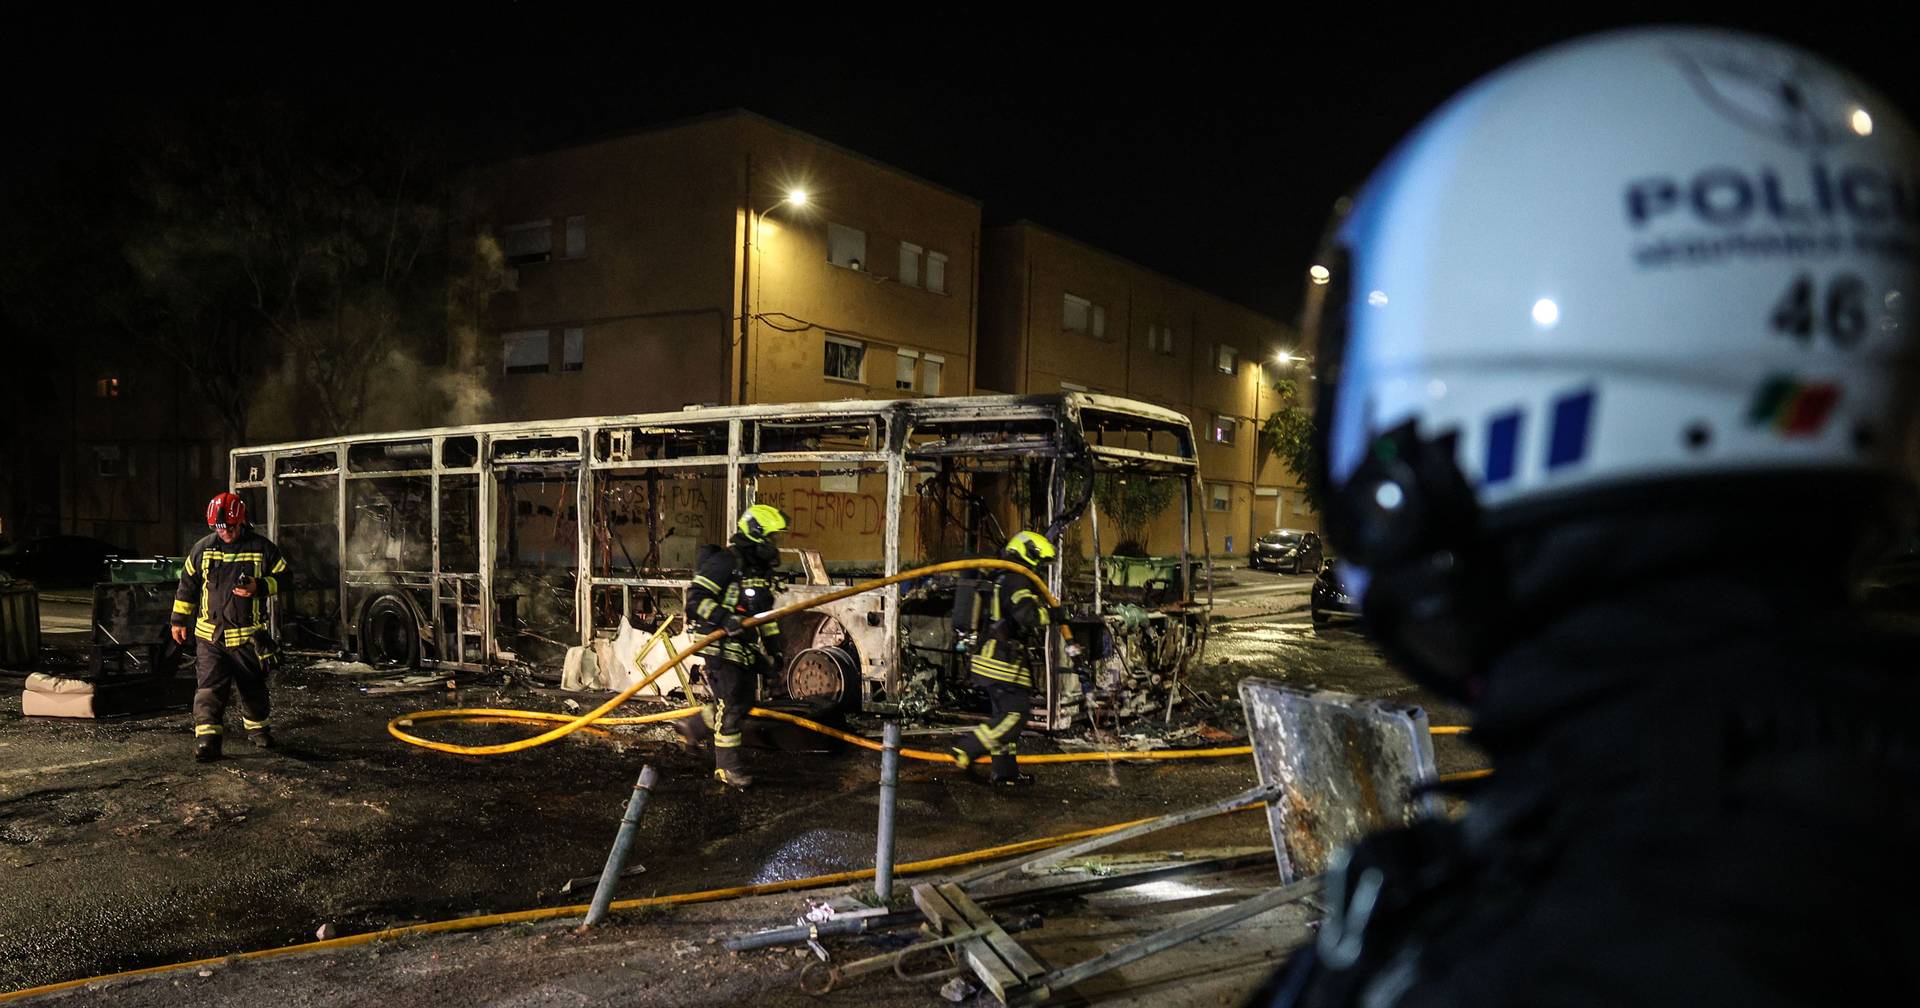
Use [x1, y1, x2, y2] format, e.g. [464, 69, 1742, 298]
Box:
[1251, 529, 1324, 574]
[0, 535, 136, 587]
[1310, 557, 1363, 626]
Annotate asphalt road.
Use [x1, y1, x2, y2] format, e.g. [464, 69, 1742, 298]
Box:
[0, 575, 1473, 995]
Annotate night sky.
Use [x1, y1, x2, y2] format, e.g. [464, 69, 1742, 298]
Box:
[9, 10, 1916, 325]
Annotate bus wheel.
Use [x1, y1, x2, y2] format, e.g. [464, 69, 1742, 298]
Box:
[784, 644, 859, 712]
[359, 595, 421, 669]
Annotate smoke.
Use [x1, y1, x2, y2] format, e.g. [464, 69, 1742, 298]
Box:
[358, 342, 494, 433]
[244, 338, 493, 443]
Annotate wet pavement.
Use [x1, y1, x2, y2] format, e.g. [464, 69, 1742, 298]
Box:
[0, 603, 1480, 995]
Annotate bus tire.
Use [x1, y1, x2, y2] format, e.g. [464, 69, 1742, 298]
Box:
[359, 594, 422, 669]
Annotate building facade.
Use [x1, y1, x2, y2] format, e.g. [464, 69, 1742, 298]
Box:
[472, 111, 981, 422]
[0, 334, 227, 557]
[978, 222, 1316, 559]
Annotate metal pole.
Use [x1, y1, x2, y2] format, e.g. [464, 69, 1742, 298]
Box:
[875, 721, 901, 903]
[961, 780, 1278, 887]
[584, 764, 659, 927]
[1018, 875, 1325, 1005]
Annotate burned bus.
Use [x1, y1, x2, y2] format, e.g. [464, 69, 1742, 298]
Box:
[231, 393, 1211, 728]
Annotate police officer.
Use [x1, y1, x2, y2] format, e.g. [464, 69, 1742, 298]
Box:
[688, 504, 789, 789]
[1262, 27, 1920, 1006]
[171, 492, 289, 762]
[951, 530, 1061, 788]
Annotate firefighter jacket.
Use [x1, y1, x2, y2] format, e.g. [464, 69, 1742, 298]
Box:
[969, 568, 1052, 690]
[689, 536, 783, 669]
[171, 528, 288, 648]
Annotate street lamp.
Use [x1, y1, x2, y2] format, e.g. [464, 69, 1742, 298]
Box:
[753, 189, 808, 245]
[1251, 348, 1314, 551]
[739, 187, 810, 404]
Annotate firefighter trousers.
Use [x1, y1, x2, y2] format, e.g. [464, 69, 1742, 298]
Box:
[703, 658, 759, 775]
[193, 638, 272, 737]
[954, 677, 1030, 780]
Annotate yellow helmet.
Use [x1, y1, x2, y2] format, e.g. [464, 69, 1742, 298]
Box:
[1005, 530, 1057, 567]
[738, 503, 789, 542]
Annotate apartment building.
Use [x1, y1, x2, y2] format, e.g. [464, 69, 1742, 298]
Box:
[472, 110, 980, 420]
[978, 221, 1316, 558]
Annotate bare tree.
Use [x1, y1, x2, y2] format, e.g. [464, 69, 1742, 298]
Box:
[127, 98, 483, 439]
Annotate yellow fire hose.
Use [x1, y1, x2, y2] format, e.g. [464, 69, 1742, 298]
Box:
[0, 805, 1268, 1003]
[389, 557, 1471, 762]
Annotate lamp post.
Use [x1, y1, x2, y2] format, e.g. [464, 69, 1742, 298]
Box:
[1252, 348, 1313, 555]
[738, 188, 809, 405]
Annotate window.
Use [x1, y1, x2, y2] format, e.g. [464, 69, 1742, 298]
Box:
[895, 349, 918, 391]
[94, 445, 132, 478]
[1212, 414, 1236, 445]
[1063, 293, 1107, 339]
[1148, 323, 1175, 355]
[95, 377, 121, 398]
[927, 251, 947, 294]
[1210, 483, 1231, 511]
[503, 330, 550, 374]
[824, 334, 866, 382]
[562, 327, 585, 372]
[501, 220, 552, 266]
[1063, 293, 1090, 334]
[563, 215, 587, 259]
[828, 223, 867, 270]
[1214, 343, 1238, 375]
[899, 242, 921, 287]
[923, 354, 944, 395]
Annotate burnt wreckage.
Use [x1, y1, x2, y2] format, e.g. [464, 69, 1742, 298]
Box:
[230, 394, 1211, 729]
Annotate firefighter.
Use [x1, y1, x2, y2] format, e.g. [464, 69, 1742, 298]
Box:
[171, 492, 289, 763]
[951, 530, 1061, 788]
[1260, 26, 1920, 1006]
[687, 503, 789, 789]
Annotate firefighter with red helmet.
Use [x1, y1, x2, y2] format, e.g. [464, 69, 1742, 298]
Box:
[171, 492, 289, 762]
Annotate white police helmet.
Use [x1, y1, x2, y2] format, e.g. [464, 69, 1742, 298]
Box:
[1318, 27, 1919, 587]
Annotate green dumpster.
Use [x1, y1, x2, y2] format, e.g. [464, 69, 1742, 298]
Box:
[107, 557, 186, 584]
[1100, 555, 1198, 599]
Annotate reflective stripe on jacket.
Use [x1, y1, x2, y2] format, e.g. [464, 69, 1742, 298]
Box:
[171, 529, 288, 646]
[969, 569, 1050, 689]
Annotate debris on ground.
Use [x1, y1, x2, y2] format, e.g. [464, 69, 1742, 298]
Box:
[559, 865, 645, 894]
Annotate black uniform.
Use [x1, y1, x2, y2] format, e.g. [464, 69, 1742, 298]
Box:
[171, 528, 288, 741]
[687, 534, 783, 778]
[953, 567, 1053, 780]
[1262, 516, 1920, 1007]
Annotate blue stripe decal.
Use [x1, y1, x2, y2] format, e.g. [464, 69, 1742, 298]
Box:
[1546, 388, 1595, 471]
[1485, 410, 1522, 485]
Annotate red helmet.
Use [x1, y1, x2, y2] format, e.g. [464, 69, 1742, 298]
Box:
[206, 492, 247, 529]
